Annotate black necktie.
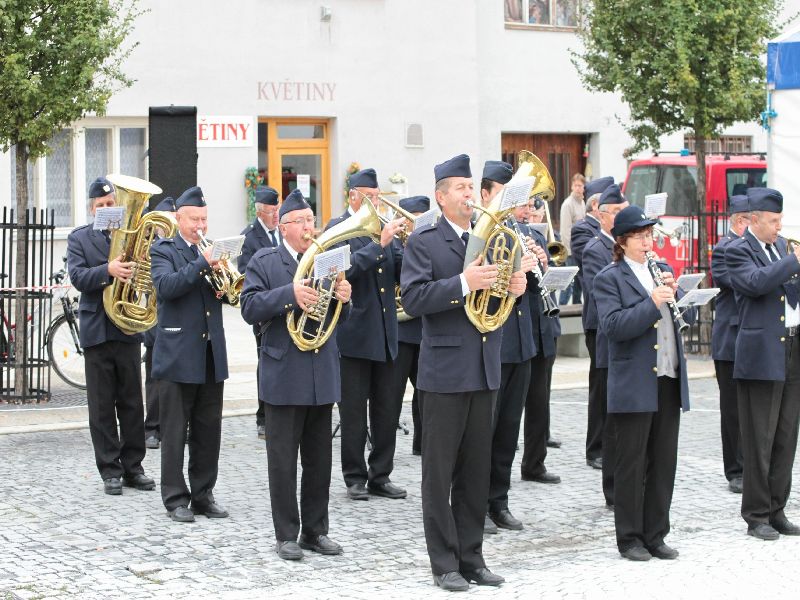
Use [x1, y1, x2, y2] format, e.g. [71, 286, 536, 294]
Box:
[768, 244, 799, 308]
[102, 230, 110, 244]
[461, 232, 470, 246]
[269, 230, 278, 246]
[191, 244, 199, 258]
[297, 252, 303, 263]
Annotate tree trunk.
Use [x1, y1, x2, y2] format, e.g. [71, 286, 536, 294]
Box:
[694, 130, 712, 356]
[13, 143, 30, 401]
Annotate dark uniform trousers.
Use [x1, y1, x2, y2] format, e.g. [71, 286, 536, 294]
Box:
[489, 361, 531, 512]
[612, 376, 681, 552]
[160, 344, 224, 511]
[255, 332, 265, 428]
[737, 335, 800, 527]
[714, 359, 743, 481]
[143, 346, 160, 440]
[585, 329, 606, 461]
[599, 367, 614, 506]
[393, 341, 421, 453]
[521, 351, 556, 477]
[84, 340, 146, 480]
[422, 390, 493, 575]
[340, 355, 402, 486]
[266, 403, 333, 542]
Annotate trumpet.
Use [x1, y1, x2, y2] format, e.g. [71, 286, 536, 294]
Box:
[197, 230, 245, 307]
[510, 219, 559, 317]
[646, 251, 689, 333]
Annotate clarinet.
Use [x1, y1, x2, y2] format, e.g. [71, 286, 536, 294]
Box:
[646, 251, 689, 332]
[510, 219, 559, 317]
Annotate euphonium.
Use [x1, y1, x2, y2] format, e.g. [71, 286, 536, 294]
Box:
[103, 174, 177, 335]
[196, 230, 245, 307]
[287, 200, 383, 351]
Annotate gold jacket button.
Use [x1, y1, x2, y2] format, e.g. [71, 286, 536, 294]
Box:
[652, 367, 658, 373]
[206, 311, 211, 317]
[654, 344, 659, 350]
[314, 349, 319, 354]
[781, 337, 786, 342]
[202, 333, 206, 339]
[378, 268, 383, 274]
[654, 323, 659, 329]
[781, 316, 786, 322]
[482, 336, 487, 342]
[781, 295, 786, 302]
[518, 310, 523, 316]
[383, 307, 386, 312]
[380, 287, 385, 293]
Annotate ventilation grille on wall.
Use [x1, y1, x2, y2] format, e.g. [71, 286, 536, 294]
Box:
[405, 123, 423, 148]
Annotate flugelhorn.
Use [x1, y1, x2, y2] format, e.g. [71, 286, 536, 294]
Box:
[196, 230, 245, 307]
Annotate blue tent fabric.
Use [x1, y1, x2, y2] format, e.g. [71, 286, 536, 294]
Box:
[768, 29, 800, 90]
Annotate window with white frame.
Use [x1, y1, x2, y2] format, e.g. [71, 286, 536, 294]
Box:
[505, 0, 579, 29]
[8, 123, 147, 230]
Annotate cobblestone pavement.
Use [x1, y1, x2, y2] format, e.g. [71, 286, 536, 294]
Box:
[1, 377, 799, 600]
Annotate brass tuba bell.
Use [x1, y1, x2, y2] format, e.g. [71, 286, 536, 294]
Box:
[103, 174, 177, 335]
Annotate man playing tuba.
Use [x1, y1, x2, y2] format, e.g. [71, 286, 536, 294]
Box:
[240, 189, 352, 561]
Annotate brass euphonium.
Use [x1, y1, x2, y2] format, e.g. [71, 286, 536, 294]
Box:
[196, 230, 246, 307]
[287, 200, 383, 351]
[103, 174, 177, 335]
[516, 151, 567, 265]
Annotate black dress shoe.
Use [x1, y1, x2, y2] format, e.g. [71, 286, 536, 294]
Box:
[257, 425, 266, 440]
[412, 448, 422, 456]
[368, 481, 407, 499]
[433, 571, 469, 592]
[620, 546, 651, 561]
[299, 534, 343, 555]
[771, 517, 800, 536]
[168, 506, 195, 523]
[103, 478, 122, 496]
[346, 482, 369, 500]
[748, 523, 780, 540]
[522, 470, 561, 484]
[546, 437, 562, 448]
[484, 514, 498, 534]
[191, 501, 229, 518]
[728, 477, 743, 494]
[145, 436, 160, 449]
[276, 540, 304, 560]
[648, 543, 679, 559]
[587, 457, 603, 470]
[123, 473, 155, 491]
[461, 567, 505, 586]
[489, 508, 523, 531]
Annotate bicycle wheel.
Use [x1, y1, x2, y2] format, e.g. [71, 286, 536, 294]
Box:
[47, 314, 87, 389]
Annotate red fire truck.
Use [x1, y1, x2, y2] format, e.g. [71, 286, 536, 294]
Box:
[621, 153, 767, 276]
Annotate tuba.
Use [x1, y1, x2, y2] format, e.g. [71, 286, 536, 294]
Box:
[103, 174, 177, 335]
[196, 230, 245, 307]
[516, 151, 567, 265]
[287, 200, 383, 351]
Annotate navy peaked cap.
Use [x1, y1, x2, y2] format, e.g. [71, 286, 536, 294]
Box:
[728, 195, 749, 215]
[279, 189, 311, 219]
[435, 154, 471, 182]
[399, 195, 430, 214]
[747, 187, 782, 213]
[255, 186, 279, 205]
[154, 196, 176, 212]
[598, 184, 625, 206]
[175, 186, 206, 209]
[349, 168, 378, 189]
[611, 205, 658, 238]
[482, 160, 514, 185]
[584, 176, 614, 199]
[88, 177, 114, 199]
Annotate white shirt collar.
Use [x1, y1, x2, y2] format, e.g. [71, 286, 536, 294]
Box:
[444, 216, 471, 239]
[347, 205, 356, 217]
[258, 217, 277, 236]
[587, 214, 600, 224]
[282, 239, 302, 262]
[179, 232, 196, 248]
[623, 254, 649, 272]
[601, 229, 615, 243]
[747, 226, 771, 251]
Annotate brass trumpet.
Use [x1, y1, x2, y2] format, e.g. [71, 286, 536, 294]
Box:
[196, 230, 245, 307]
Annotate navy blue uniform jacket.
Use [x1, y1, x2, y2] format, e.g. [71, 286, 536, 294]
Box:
[67, 224, 141, 348]
[593, 260, 693, 413]
[401, 219, 502, 393]
[725, 231, 800, 381]
[527, 227, 558, 358]
[500, 228, 537, 365]
[325, 211, 402, 362]
[398, 316, 422, 345]
[238, 219, 279, 274]
[582, 234, 614, 368]
[150, 235, 229, 384]
[710, 231, 740, 362]
[570, 216, 601, 272]
[240, 244, 349, 406]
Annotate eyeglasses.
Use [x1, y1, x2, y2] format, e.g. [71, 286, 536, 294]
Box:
[630, 231, 654, 241]
[283, 216, 316, 226]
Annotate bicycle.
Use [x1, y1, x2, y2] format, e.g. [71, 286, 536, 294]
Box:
[45, 265, 86, 389]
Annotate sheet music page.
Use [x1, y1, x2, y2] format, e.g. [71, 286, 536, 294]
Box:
[499, 177, 535, 211]
[414, 207, 441, 230]
[676, 273, 705, 292]
[314, 245, 351, 280]
[93, 207, 126, 230]
[539, 266, 579, 291]
[210, 235, 246, 261]
[676, 288, 720, 308]
[644, 193, 668, 218]
[528, 223, 548, 237]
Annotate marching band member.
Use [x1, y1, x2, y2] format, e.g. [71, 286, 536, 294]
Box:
[67, 177, 154, 497]
[238, 185, 282, 441]
[401, 154, 526, 591]
[725, 187, 800, 540]
[710, 195, 749, 494]
[581, 184, 628, 506]
[593, 206, 694, 561]
[150, 186, 229, 523]
[389, 195, 430, 456]
[326, 168, 407, 501]
[241, 189, 351, 560]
